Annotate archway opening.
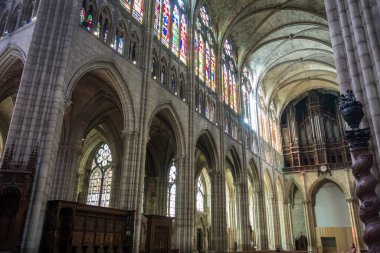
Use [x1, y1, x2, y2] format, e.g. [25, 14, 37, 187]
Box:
[0, 56, 23, 160]
[290, 184, 307, 250]
[314, 181, 352, 253]
[144, 110, 178, 217]
[56, 68, 124, 208]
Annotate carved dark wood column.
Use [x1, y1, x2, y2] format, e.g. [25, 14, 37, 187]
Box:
[340, 90, 380, 252]
[0, 144, 39, 252]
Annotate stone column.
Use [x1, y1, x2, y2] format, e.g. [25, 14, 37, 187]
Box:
[210, 169, 227, 252]
[254, 189, 267, 250]
[284, 201, 294, 250]
[235, 181, 250, 251]
[175, 155, 194, 253]
[118, 130, 138, 210]
[2, 1, 79, 251]
[325, 0, 380, 179]
[303, 201, 317, 253]
[50, 100, 82, 201]
[271, 194, 282, 249]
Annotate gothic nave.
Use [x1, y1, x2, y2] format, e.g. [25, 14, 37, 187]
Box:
[0, 0, 380, 252]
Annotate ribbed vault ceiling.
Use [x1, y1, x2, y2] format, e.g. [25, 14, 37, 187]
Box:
[204, 0, 338, 115]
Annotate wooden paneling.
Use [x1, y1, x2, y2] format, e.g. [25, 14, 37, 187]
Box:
[316, 227, 353, 253]
[39, 200, 135, 253]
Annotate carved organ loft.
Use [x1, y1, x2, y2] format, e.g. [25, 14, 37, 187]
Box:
[281, 90, 351, 172]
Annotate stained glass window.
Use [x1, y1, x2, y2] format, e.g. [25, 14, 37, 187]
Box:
[200, 6, 210, 27]
[224, 39, 232, 57]
[172, 5, 179, 55]
[132, 0, 144, 23]
[195, 5, 216, 122]
[180, 14, 187, 63]
[80, 0, 94, 31]
[195, 9, 214, 83]
[223, 39, 240, 113]
[97, 11, 111, 43]
[211, 50, 216, 91]
[114, 24, 125, 54]
[196, 177, 205, 212]
[168, 164, 176, 217]
[120, 0, 131, 12]
[154, 0, 187, 63]
[205, 42, 210, 86]
[154, 0, 162, 35]
[161, 0, 170, 47]
[87, 143, 113, 207]
[223, 64, 229, 103]
[198, 35, 204, 81]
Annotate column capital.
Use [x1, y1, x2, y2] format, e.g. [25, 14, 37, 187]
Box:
[302, 200, 313, 205]
[122, 129, 139, 139]
[346, 197, 358, 203]
[208, 169, 221, 176]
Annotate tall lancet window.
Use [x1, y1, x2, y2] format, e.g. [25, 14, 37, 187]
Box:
[222, 39, 239, 113]
[194, 5, 217, 123]
[196, 177, 205, 212]
[167, 163, 176, 217]
[87, 143, 113, 207]
[154, 0, 188, 64]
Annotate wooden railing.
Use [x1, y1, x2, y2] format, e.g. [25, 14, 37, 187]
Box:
[282, 162, 352, 173]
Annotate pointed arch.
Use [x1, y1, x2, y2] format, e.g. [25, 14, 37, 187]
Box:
[308, 177, 350, 205]
[247, 159, 259, 189]
[225, 146, 242, 182]
[0, 46, 25, 158]
[263, 170, 273, 197]
[194, 129, 219, 171]
[147, 102, 186, 158]
[286, 179, 305, 203]
[65, 59, 136, 133]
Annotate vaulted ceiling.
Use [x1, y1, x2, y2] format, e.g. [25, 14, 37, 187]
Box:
[202, 0, 338, 116]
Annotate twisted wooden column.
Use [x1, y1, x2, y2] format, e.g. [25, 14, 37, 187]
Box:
[340, 90, 380, 252]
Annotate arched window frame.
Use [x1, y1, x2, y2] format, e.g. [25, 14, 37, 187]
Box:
[151, 49, 159, 79]
[154, 0, 188, 64]
[97, 8, 112, 43]
[160, 57, 168, 86]
[86, 143, 113, 207]
[113, 22, 127, 55]
[195, 5, 217, 123]
[170, 66, 177, 94]
[129, 31, 140, 63]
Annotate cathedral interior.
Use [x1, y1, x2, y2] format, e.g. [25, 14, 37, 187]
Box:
[0, 0, 380, 252]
